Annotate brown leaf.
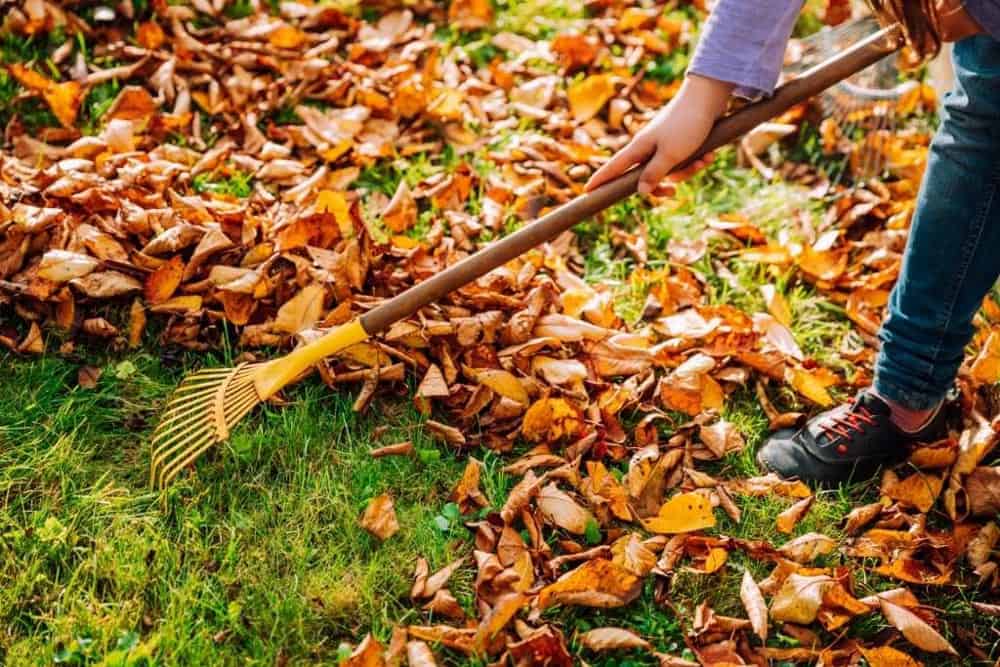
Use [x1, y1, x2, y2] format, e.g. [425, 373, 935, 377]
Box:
[568, 74, 615, 123]
[966, 466, 1000, 516]
[500, 470, 542, 524]
[77, 365, 102, 389]
[537, 483, 594, 535]
[342, 633, 385, 667]
[449, 459, 488, 514]
[882, 470, 944, 513]
[417, 364, 450, 399]
[777, 532, 836, 563]
[843, 501, 883, 535]
[18, 322, 44, 355]
[473, 591, 528, 654]
[359, 493, 399, 541]
[383, 180, 418, 233]
[274, 284, 326, 334]
[405, 640, 438, 667]
[770, 573, 833, 625]
[699, 420, 745, 459]
[879, 599, 957, 655]
[522, 397, 583, 443]
[370, 441, 413, 458]
[423, 589, 466, 622]
[578, 627, 651, 652]
[425, 420, 466, 447]
[740, 571, 768, 641]
[776, 496, 814, 534]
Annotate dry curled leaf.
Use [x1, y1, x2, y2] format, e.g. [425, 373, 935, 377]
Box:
[578, 627, 651, 652]
[740, 570, 768, 642]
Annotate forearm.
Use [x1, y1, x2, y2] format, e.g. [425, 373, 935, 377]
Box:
[675, 74, 735, 120]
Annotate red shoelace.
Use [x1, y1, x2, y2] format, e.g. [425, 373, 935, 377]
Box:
[818, 405, 877, 444]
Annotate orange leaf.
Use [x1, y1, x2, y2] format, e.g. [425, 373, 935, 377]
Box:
[144, 255, 184, 304]
[136, 20, 167, 49]
[44, 80, 83, 128]
[537, 558, 641, 610]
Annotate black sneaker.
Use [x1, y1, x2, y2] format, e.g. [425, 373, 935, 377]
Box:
[756, 390, 948, 486]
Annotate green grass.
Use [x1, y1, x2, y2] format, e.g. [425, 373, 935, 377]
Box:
[0, 350, 485, 665]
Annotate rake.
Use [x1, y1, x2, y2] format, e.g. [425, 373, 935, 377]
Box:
[150, 24, 904, 489]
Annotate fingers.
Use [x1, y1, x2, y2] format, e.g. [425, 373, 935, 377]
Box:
[585, 134, 654, 191]
[664, 152, 715, 183]
[637, 145, 680, 195]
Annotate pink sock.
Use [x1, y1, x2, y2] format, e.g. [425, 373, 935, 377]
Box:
[872, 389, 940, 434]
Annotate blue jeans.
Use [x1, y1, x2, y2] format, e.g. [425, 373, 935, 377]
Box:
[875, 35, 1000, 410]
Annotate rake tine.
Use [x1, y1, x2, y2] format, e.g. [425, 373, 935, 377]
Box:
[156, 391, 262, 489]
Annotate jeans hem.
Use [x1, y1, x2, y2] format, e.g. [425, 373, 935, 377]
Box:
[872, 374, 947, 411]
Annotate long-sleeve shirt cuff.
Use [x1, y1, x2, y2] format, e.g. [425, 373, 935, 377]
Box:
[687, 0, 805, 98]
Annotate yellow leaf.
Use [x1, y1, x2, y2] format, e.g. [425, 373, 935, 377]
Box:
[316, 189, 353, 238]
[274, 284, 325, 334]
[971, 330, 1000, 384]
[148, 295, 203, 314]
[269, 24, 308, 49]
[642, 492, 716, 534]
[522, 397, 583, 442]
[567, 74, 615, 123]
[472, 368, 529, 405]
[700, 547, 728, 574]
[785, 367, 834, 407]
[760, 284, 792, 327]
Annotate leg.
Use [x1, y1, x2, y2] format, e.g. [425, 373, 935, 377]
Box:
[875, 34, 1000, 410]
[757, 36, 1000, 485]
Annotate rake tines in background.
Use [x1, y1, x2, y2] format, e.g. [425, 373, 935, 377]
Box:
[787, 15, 917, 186]
[150, 362, 263, 489]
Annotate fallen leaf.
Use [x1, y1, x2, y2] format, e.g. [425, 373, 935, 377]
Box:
[537, 559, 641, 609]
[776, 496, 814, 534]
[642, 492, 716, 534]
[879, 599, 957, 655]
[77, 365, 102, 389]
[740, 570, 768, 642]
[770, 573, 834, 624]
[360, 493, 399, 541]
[578, 627, 651, 652]
[537, 483, 594, 535]
[858, 646, 923, 667]
[567, 74, 615, 123]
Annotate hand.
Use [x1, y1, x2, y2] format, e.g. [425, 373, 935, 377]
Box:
[585, 75, 734, 195]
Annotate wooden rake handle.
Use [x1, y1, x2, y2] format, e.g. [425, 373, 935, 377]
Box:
[359, 24, 904, 336]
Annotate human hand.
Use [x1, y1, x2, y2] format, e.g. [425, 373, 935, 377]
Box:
[585, 74, 734, 196]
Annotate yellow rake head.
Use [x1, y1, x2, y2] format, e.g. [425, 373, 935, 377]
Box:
[150, 362, 265, 489]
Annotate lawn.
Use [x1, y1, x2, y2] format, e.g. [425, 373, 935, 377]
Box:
[1, 0, 999, 666]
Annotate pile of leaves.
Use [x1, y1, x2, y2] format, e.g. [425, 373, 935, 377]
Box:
[2, 0, 999, 665]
